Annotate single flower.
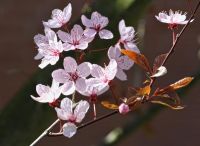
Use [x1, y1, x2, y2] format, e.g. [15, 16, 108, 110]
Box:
[52, 57, 91, 95]
[155, 10, 193, 29]
[118, 20, 140, 52]
[31, 80, 61, 106]
[55, 97, 90, 138]
[81, 11, 113, 39]
[57, 25, 93, 51]
[34, 27, 64, 69]
[43, 3, 72, 28]
[108, 45, 134, 81]
[79, 78, 109, 101]
[91, 59, 117, 85]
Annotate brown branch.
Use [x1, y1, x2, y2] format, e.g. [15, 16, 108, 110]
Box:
[48, 110, 119, 137]
[29, 0, 200, 145]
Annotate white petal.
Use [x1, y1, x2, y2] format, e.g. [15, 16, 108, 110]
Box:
[60, 97, 73, 113]
[34, 34, 48, 48]
[36, 84, 50, 97]
[74, 100, 90, 123]
[76, 41, 88, 50]
[83, 28, 97, 38]
[63, 3, 72, 23]
[91, 64, 105, 78]
[38, 58, 50, 69]
[43, 20, 62, 28]
[126, 45, 140, 54]
[116, 68, 127, 81]
[77, 62, 91, 78]
[34, 52, 43, 60]
[55, 108, 70, 121]
[63, 123, 77, 138]
[105, 59, 117, 80]
[99, 29, 113, 39]
[52, 69, 70, 83]
[61, 81, 75, 95]
[44, 27, 57, 42]
[31, 95, 54, 103]
[119, 19, 126, 36]
[71, 25, 84, 40]
[63, 57, 77, 73]
[108, 46, 121, 60]
[63, 43, 75, 51]
[151, 66, 167, 78]
[81, 15, 93, 27]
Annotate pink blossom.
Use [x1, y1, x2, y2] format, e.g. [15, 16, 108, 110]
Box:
[52, 57, 91, 95]
[34, 27, 64, 69]
[155, 10, 193, 29]
[43, 3, 72, 28]
[108, 45, 134, 81]
[118, 103, 130, 115]
[31, 80, 61, 104]
[81, 11, 113, 39]
[57, 25, 93, 51]
[79, 78, 109, 101]
[91, 59, 117, 85]
[55, 97, 90, 138]
[118, 20, 140, 52]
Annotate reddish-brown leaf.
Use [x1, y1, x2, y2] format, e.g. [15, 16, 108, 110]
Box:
[170, 77, 194, 90]
[121, 49, 152, 74]
[153, 53, 167, 73]
[101, 101, 119, 110]
[136, 85, 151, 96]
[150, 100, 184, 110]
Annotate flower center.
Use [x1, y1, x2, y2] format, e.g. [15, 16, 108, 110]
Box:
[68, 115, 76, 123]
[69, 72, 79, 81]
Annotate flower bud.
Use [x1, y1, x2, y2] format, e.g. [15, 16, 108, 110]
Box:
[119, 103, 130, 115]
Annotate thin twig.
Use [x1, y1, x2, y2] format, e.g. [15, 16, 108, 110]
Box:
[150, 0, 200, 88]
[48, 110, 119, 136]
[30, 119, 60, 146]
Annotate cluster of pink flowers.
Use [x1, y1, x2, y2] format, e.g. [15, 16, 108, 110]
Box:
[31, 3, 191, 138]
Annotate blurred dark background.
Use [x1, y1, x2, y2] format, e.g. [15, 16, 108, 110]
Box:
[0, 0, 200, 146]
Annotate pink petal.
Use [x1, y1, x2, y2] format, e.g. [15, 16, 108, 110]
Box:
[118, 56, 134, 70]
[52, 69, 70, 83]
[63, 43, 75, 51]
[77, 62, 91, 78]
[116, 68, 127, 81]
[99, 29, 113, 39]
[83, 28, 97, 38]
[63, 57, 77, 73]
[81, 15, 93, 27]
[57, 30, 71, 43]
[75, 78, 87, 93]
[91, 64, 105, 78]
